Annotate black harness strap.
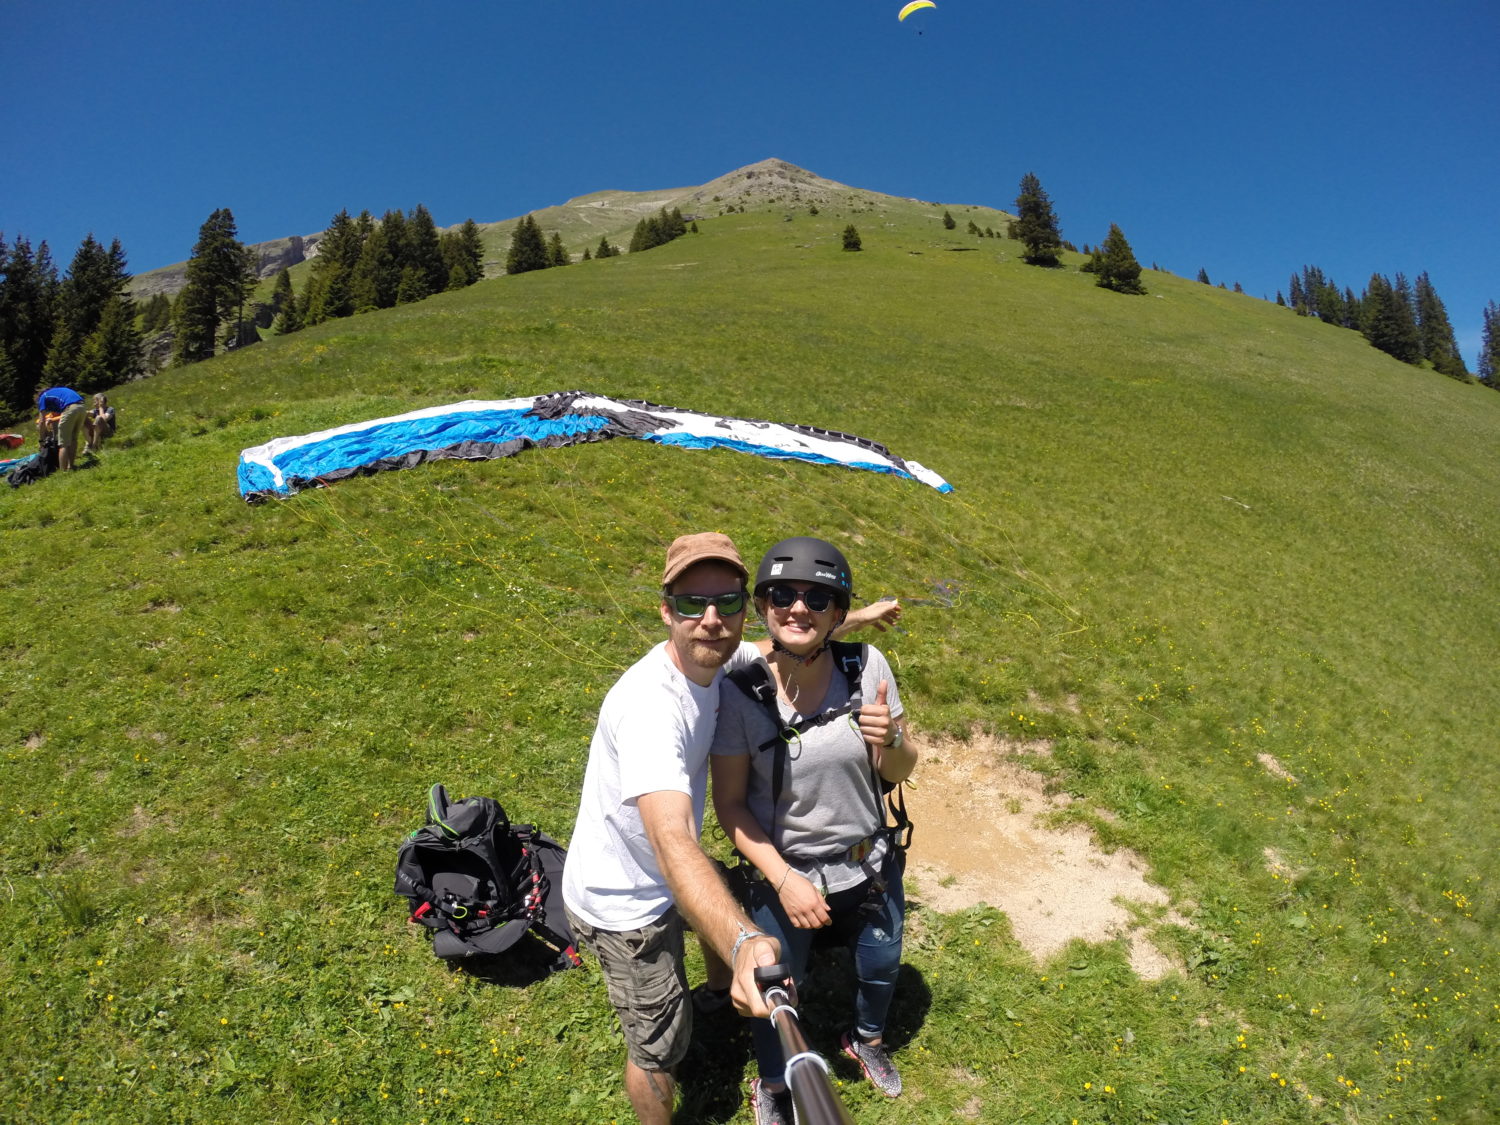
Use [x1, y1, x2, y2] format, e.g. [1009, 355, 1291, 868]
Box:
[726, 640, 911, 863]
[727, 641, 867, 813]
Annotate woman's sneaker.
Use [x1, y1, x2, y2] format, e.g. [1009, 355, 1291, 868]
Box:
[750, 1077, 796, 1125]
[840, 1030, 903, 1097]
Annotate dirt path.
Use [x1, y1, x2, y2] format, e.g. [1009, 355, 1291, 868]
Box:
[903, 731, 1183, 979]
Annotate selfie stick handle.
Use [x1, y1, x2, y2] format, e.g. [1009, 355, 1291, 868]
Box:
[755, 965, 856, 1125]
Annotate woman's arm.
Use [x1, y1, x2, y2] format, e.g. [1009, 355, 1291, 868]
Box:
[856, 679, 918, 784]
[711, 751, 832, 929]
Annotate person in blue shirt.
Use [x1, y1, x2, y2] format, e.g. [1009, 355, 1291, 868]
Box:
[36, 386, 85, 471]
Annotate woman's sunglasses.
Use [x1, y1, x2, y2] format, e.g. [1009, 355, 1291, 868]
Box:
[765, 585, 838, 612]
[666, 591, 747, 618]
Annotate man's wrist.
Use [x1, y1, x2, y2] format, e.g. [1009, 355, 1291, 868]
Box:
[730, 922, 766, 965]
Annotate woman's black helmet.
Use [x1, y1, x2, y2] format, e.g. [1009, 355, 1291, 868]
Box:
[753, 537, 853, 608]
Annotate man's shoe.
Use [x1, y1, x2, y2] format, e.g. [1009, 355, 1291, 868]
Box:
[840, 1029, 902, 1097]
[750, 1077, 796, 1125]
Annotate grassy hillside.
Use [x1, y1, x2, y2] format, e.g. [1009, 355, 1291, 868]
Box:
[4, 198, 1496, 1125]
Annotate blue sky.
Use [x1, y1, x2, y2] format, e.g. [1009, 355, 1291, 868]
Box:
[5, 0, 1496, 365]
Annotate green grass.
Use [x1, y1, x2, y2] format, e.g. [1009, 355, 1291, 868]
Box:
[4, 204, 1496, 1124]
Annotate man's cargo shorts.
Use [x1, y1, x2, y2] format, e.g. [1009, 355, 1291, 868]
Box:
[565, 906, 691, 1071]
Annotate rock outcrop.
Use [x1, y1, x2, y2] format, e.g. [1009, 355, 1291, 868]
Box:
[129, 232, 320, 303]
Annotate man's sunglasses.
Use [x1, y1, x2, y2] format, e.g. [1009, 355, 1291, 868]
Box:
[666, 591, 747, 618]
[765, 585, 838, 612]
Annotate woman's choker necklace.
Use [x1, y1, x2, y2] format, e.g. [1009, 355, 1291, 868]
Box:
[770, 636, 826, 666]
[769, 637, 829, 709]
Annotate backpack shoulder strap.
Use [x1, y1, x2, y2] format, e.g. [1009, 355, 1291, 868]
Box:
[828, 640, 866, 709]
[726, 661, 789, 749]
[727, 660, 776, 707]
[726, 658, 799, 818]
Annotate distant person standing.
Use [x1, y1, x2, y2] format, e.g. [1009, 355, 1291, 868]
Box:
[84, 393, 116, 454]
[36, 386, 85, 471]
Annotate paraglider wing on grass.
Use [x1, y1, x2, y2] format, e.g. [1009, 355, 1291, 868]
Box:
[236, 391, 953, 501]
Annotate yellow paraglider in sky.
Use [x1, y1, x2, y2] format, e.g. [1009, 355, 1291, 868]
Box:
[898, 0, 936, 21]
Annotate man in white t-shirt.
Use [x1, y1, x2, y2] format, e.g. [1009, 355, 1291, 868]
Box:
[563, 532, 782, 1125]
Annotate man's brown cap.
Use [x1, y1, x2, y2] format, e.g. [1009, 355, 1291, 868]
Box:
[662, 532, 748, 588]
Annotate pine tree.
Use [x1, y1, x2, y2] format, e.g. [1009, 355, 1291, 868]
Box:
[1013, 173, 1063, 266]
[842, 224, 862, 251]
[304, 209, 362, 325]
[75, 294, 142, 392]
[595, 235, 618, 260]
[506, 215, 550, 274]
[1301, 266, 1346, 325]
[1094, 223, 1146, 294]
[547, 232, 570, 267]
[174, 208, 256, 364]
[381, 209, 409, 273]
[270, 268, 303, 334]
[1392, 274, 1423, 361]
[0, 236, 60, 408]
[628, 218, 652, 254]
[350, 223, 397, 313]
[1413, 272, 1469, 381]
[447, 218, 485, 288]
[942, 209, 956, 230]
[1197, 267, 1212, 286]
[0, 345, 18, 416]
[395, 265, 431, 305]
[1478, 301, 1499, 389]
[269, 267, 294, 319]
[1342, 287, 1362, 329]
[627, 207, 687, 255]
[140, 293, 173, 333]
[45, 234, 136, 389]
[406, 205, 447, 294]
[1360, 273, 1422, 365]
[0, 233, 18, 409]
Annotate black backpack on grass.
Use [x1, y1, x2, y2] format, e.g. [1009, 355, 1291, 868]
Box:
[394, 784, 582, 971]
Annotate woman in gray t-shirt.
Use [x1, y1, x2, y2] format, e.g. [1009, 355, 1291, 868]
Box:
[711, 537, 918, 1115]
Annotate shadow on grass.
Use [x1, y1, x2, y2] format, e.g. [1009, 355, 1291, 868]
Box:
[673, 950, 933, 1123]
[677, 1002, 757, 1123]
[444, 936, 585, 988]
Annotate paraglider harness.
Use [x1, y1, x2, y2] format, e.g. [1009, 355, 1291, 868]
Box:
[394, 784, 583, 971]
[725, 641, 912, 927]
[6, 429, 57, 489]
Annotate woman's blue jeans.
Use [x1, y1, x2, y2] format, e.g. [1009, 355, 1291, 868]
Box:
[746, 865, 905, 1082]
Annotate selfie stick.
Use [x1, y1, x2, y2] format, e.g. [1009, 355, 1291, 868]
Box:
[754, 964, 856, 1125]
